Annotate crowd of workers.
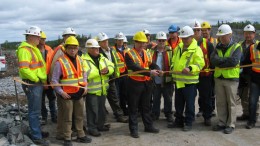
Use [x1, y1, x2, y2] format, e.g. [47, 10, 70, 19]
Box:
[16, 20, 260, 146]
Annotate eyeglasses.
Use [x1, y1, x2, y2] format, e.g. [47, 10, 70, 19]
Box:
[193, 29, 201, 32]
[157, 40, 166, 42]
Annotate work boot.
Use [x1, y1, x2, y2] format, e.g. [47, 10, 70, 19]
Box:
[88, 130, 101, 137]
[245, 122, 255, 129]
[144, 127, 159, 133]
[76, 136, 92, 143]
[130, 130, 139, 138]
[204, 119, 212, 126]
[183, 125, 192, 131]
[167, 122, 184, 128]
[97, 126, 109, 132]
[196, 111, 203, 117]
[223, 127, 234, 134]
[63, 140, 73, 146]
[212, 125, 226, 131]
[41, 131, 49, 138]
[32, 139, 50, 146]
[117, 116, 128, 123]
[166, 115, 174, 122]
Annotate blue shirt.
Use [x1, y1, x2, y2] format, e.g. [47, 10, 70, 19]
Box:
[154, 52, 163, 84]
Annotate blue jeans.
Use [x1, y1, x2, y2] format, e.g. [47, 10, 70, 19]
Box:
[22, 84, 43, 140]
[152, 83, 174, 118]
[41, 87, 57, 120]
[174, 84, 197, 126]
[249, 82, 260, 123]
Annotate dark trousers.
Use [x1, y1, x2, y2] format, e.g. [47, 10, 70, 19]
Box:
[197, 75, 214, 120]
[41, 87, 57, 120]
[107, 80, 124, 117]
[115, 76, 128, 115]
[85, 94, 106, 132]
[249, 82, 260, 123]
[127, 79, 153, 132]
[152, 83, 174, 118]
[174, 84, 197, 126]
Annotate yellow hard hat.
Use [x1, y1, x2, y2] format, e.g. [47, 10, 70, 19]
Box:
[201, 21, 211, 29]
[65, 36, 79, 46]
[133, 31, 148, 42]
[40, 31, 47, 39]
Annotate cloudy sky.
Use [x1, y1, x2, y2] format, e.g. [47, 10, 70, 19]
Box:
[0, 0, 259, 43]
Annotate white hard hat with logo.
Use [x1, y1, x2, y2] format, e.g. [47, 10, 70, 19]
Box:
[62, 27, 76, 36]
[156, 31, 167, 40]
[97, 32, 109, 41]
[143, 29, 150, 35]
[85, 39, 100, 48]
[216, 24, 232, 36]
[244, 24, 255, 32]
[191, 20, 201, 29]
[24, 26, 41, 36]
[114, 32, 125, 40]
[123, 36, 128, 43]
[179, 26, 194, 38]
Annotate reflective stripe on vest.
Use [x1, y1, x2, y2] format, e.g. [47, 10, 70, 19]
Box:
[127, 49, 151, 81]
[18, 47, 44, 69]
[251, 42, 260, 73]
[214, 43, 240, 78]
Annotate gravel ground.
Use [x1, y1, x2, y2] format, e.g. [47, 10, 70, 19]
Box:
[0, 77, 260, 146]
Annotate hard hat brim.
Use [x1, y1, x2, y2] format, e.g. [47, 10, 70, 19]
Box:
[23, 33, 41, 37]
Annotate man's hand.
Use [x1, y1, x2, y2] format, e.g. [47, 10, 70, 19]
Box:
[100, 67, 108, 75]
[159, 70, 164, 77]
[182, 67, 191, 74]
[150, 70, 160, 76]
[61, 91, 71, 99]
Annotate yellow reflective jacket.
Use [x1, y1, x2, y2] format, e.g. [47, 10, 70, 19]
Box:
[171, 38, 205, 88]
[81, 53, 114, 96]
[16, 41, 47, 83]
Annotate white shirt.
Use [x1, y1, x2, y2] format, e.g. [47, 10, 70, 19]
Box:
[101, 47, 112, 61]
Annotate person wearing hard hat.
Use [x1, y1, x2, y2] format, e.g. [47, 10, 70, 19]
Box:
[201, 21, 218, 47]
[17, 26, 49, 145]
[82, 39, 114, 137]
[97, 32, 128, 123]
[143, 29, 157, 50]
[237, 24, 260, 121]
[48, 27, 77, 140]
[246, 36, 260, 129]
[113, 32, 130, 116]
[125, 31, 160, 138]
[149, 31, 174, 122]
[123, 36, 131, 50]
[37, 31, 57, 125]
[52, 36, 91, 145]
[167, 24, 182, 50]
[191, 20, 215, 126]
[167, 26, 205, 131]
[211, 24, 242, 134]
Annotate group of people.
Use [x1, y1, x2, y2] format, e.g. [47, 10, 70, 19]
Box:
[16, 20, 260, 146]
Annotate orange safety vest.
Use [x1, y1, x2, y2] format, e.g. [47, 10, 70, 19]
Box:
[250, 43, 260, 73]
[19, 47, 44, 70]
[112, 46, 127, 73]
[199, 39, 212, 76]
[127, 48, 152, 81]
[58, 55, 86, 93]
[167, 37, 181, 51]
[44, 45, 54, 74]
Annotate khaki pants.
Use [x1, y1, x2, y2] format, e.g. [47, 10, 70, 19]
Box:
[59, 97, 85, 140]
[215, 78, 238, 128]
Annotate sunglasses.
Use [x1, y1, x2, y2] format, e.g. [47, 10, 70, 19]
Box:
[158, 40, 166, 42]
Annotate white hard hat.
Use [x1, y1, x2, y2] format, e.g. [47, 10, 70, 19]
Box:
[216, 24, 232, 36]
[143, 29, 150, 35]
[114, 32, 125, 40]
[191, 20, 201, 29]
[156, 31, 167, 40]
[244, 24, 255, 32]
[97, 32, 109, 41]
[24, 26, 41, 37]
[62, 27, 76, 36]
[179, 26, 194, 38]
[123, 36, 128, 43]
[85, 39, 100, 48]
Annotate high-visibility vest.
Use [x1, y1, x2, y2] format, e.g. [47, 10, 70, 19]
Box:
[58, 55, 86, 93]
[81, 53, 114, 96]
[250, 42, 260, 73]
[112, 46, 130, 74]
[17, 41, 46, 83]
[127, 48, 152, 81]
[209, 37, 218, 47]
[149, 46, 173, 83]
[199, 38, 212, 76]
[44, 45, 54, 74]
[167, 37, 182, 51]
[49, 44, 65, 82]
[171, 39, 205, 89]
[214, 43, 241, 79]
